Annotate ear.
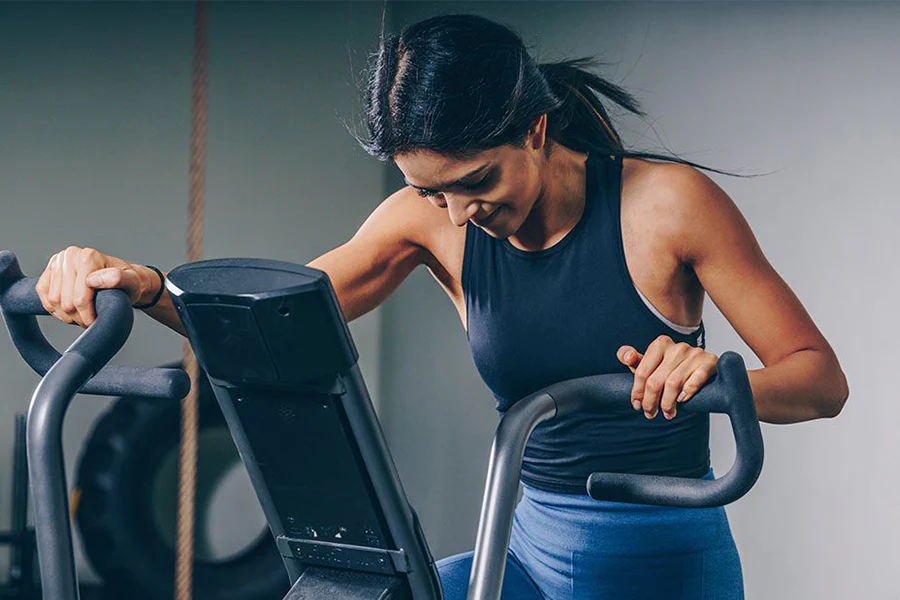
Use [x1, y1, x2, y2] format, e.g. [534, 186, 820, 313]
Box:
[525, 113, 549, 151]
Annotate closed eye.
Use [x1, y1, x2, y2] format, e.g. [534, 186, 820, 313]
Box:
[415, 174, 491, 199]
[466, 174, 491, 191]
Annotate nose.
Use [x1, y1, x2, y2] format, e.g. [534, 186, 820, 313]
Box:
[445, 195, 482, 227]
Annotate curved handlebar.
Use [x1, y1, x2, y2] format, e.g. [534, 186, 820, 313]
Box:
[1, 251, 190, 600]
[0, 251, 189, 400]
[550, 351, 763, 506]
[467, 352, 763, 600]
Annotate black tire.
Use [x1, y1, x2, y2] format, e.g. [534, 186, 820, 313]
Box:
[74, 365, 289, 600]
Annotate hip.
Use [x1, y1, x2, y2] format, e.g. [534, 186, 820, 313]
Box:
[514, 469, 735, 554]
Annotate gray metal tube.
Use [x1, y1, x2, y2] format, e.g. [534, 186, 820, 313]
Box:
[27, 351, 95, 600]
[0, 251, 189, 599]
[466, 391, 556, 600]
[9, 414, 28, 581]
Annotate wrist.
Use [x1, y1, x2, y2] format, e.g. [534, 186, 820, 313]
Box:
[134, 265, 166, 309]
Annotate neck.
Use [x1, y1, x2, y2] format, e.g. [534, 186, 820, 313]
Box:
[508, 145, 590, 252]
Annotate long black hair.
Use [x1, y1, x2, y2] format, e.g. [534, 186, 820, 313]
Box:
[354, 13, 745, 177]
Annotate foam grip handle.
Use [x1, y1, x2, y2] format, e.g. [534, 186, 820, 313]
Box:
[0, 251, 189, 400]
[583, 352, 763, 507]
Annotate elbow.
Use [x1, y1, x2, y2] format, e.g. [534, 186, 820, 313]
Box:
[817, 368, 849, 419]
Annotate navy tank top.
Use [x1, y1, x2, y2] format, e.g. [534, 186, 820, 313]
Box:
[463, 153, 710, 494]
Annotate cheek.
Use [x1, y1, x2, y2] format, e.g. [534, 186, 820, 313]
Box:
[496, 171, 538, 214]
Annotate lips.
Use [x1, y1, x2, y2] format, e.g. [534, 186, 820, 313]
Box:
[473, 207, 501, 227]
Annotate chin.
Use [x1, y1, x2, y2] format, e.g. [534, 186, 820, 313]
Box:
[477, 206, 515, 236]
[485, 224, 516, 241]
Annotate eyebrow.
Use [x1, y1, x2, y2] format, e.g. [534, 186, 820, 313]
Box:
[404, 163, 491, 191]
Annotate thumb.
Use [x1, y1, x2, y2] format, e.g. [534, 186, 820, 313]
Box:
[85, 268, 124, 289]
[617, 345, 642, 372]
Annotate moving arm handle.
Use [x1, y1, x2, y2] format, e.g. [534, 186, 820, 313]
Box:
[0, 251, 189, 400]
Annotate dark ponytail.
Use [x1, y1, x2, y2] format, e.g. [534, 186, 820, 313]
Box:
[536, 58, 634, 154]
[354, 14, 745, 177]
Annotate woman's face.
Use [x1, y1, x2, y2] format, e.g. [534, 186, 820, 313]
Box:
[394, 143, 545, 238]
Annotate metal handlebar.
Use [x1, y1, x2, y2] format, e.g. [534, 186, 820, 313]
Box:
[0, 251, 188, 398]
[0, 250, 189, 600]
[467, 351, 763, 600]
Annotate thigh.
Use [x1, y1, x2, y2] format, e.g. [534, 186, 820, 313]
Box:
[510, 482, 744, 600]
[571, 542, 744, 600]
[436, 551, 544, 600]
[700, 541, 745, 600]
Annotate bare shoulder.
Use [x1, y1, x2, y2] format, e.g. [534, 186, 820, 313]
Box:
[307, 185, 463, 323]
[371, 185, 467, 313]
[621, 157, 739, 263]
[365, 186, 466, 282]
[366, 186, 454, 253]
[621, 157, 722, 211]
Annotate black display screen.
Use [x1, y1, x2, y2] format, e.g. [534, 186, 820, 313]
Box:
[232, 388, 391, 550]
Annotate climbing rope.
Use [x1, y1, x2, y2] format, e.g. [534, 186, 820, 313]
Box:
[175, 1, 208, 598]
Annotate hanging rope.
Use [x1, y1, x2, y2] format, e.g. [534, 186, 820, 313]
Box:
[176, 1, 208, 599]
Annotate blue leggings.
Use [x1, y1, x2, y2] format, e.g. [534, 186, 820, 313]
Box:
[437, 471, 743, 600]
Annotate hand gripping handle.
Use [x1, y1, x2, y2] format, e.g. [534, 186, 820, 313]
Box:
[548, 351, 763, 507]
[0, 251, 188, 400]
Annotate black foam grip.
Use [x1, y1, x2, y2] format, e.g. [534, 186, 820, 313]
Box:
[546, 352, 763, 507]
[0, 251, 190, 400]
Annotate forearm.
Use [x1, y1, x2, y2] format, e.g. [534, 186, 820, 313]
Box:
[133, 267, 187, 337]
[747, 348, 849, 424]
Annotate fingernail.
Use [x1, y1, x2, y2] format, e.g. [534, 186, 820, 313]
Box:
[632, 400, 641, 410]
[664, 411, 674, 420]
[677, 392, 687, 403]
[624, 351, 634, 361]
[645, 411, 653, 420]
[87, 274, 102, 286]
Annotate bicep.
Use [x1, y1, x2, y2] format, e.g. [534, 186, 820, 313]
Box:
[674, 169, 831, 366]
[307, 191, 429, 322]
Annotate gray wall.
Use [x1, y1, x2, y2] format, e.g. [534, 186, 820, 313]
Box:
[1, 2, 896, 598]
[382, 2, 897, 599]
[0, 1, 387, 582]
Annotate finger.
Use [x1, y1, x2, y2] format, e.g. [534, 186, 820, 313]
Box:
[60, 249, 83, 327]
[659, 346, 702, 419]
[660, 363, 693, 420]
[642, 342, 691, 419]
[72, 266, 95, 328]
[88, 266, 148, 311]
[85, 267, 123, 289]
[642, 366, 673, 419]
[627, 353, 643, 372]
[631, 344, 666, 413]
[678, 361, 718, 404]
[60, 246, 86, 328]
[86, 267, 128, 324]
[617, 345, 642, 373]
[47, 254, 71, 323]
[35, 264, 52, 314]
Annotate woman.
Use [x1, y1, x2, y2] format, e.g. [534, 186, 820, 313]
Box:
[37, 14, 847, 600]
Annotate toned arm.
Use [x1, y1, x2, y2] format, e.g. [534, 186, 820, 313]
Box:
[307, 188, 433, 323]
[659, 164, 849, 423]
[137, 189, 432, 334]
